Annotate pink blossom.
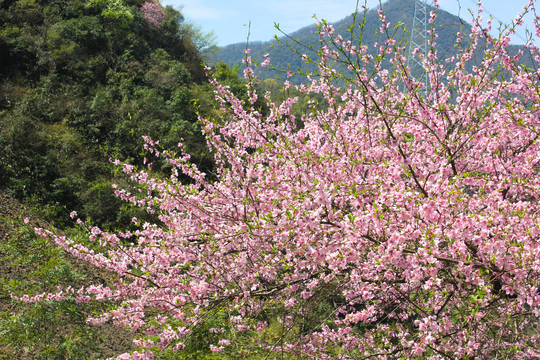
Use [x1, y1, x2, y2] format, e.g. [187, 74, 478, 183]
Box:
[19, 3, 540, 359]
[141, 1, 165, 28]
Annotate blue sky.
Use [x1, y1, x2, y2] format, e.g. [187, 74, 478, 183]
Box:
[160, 0, 536, 46]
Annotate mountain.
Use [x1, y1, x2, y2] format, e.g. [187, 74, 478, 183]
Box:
[216, 0, 528, 82]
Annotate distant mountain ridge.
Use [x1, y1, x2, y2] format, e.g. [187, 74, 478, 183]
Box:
[215, 0, 528, 82]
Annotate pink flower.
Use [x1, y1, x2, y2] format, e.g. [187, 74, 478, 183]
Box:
[141, 1, 165, 28]
[18, 4, 540, 359]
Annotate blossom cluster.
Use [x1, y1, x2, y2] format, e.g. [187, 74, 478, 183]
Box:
[19, 1, 540, 358]
[140, 0, 165, 28]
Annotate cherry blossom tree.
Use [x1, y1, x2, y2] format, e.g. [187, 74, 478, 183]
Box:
[18, 0, 540, 358]
[141, 0, 165, 28]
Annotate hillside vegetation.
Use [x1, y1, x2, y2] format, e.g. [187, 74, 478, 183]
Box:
[0, 0, 229, 229]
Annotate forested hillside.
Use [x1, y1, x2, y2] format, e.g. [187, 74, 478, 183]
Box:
[0, 0, 226, 228]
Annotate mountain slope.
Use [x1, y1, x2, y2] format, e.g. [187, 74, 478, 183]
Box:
[216, 0, 526, 82]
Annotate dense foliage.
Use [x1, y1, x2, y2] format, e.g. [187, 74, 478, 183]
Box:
[0, 0, 224, 228]
[19, 0, 540, 359]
